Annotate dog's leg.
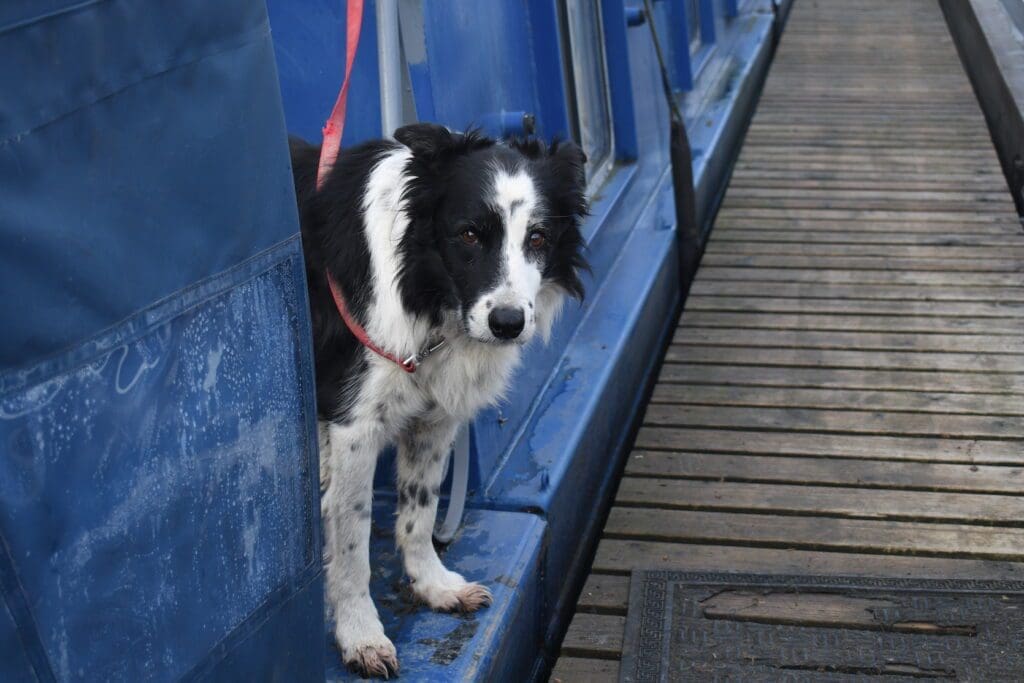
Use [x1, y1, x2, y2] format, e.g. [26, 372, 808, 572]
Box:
[396, 419, 492, 612]
[322, 419, 399, 678]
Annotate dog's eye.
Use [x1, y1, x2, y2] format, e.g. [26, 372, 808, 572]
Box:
[528, 231, 547, 249]
[460, 228, 480, 246]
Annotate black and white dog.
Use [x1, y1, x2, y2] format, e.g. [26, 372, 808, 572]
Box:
[290, 123, 587, 677]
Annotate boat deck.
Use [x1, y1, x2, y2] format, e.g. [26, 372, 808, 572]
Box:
[552, 0, 1024, 679]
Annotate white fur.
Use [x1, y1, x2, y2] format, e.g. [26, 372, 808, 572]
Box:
[320, 152, 573, 674]
[464, 168, 549, 344]
[361, 148, 434, 357]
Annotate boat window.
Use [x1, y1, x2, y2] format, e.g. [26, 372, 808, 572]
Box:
[562, 0, 615, 186]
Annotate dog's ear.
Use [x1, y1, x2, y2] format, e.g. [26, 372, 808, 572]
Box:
[540, 140, 589, 228]
[394, 123, 454, 158]
[397, 124, 495, 165]
[540, 140, 590, 301]
[547, 140, 588, 204]
[396, 220, 460, 325]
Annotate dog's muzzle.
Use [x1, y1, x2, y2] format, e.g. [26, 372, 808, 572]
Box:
[488, 306, 525, 340]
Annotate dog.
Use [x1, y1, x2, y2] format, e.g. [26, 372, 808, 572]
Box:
[289, 123, 588, 677]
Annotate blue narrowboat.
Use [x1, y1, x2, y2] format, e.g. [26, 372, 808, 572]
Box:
[1, 1, 789, 680]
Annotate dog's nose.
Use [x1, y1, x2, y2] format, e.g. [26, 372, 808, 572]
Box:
[488, 306, 525, 340]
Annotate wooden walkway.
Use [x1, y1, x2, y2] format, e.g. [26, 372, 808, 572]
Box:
[552, 1, 1024, 680]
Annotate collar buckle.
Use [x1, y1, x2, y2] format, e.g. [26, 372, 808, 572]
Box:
[402, 338, 447, 373]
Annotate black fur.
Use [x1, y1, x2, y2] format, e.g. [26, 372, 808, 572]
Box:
[290, 124, 589, 421]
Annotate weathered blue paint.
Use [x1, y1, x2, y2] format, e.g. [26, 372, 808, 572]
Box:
[1, 1, 322, 680]
[326, 506, 545, 682]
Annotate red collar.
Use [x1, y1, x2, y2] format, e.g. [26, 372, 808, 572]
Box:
[325, 272, 445, 373]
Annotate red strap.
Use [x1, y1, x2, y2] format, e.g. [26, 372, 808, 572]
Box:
[316, 0, 365, 189]
[317, 3, 413, 372]
[326, 272, 417, 373]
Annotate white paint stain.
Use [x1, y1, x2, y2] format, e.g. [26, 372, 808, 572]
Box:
[202, 342, 225, 392]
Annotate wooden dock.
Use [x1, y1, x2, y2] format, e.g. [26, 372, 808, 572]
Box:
[552, 0, 1024, 679]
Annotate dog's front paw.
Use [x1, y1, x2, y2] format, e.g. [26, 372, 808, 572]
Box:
[337, 625, 399, 679]
[414, 571, 493, 613]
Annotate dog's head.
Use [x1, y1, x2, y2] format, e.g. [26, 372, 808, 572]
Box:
[396, 123, 588, 346]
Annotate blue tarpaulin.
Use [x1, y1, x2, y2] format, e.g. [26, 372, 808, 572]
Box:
[0, 1, 323, 680]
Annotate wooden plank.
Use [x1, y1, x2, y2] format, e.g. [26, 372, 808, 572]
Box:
[577, 574, 630, 615]
[714, 207, 1011, 224]
[750, 116, 985, 127]
[550, 657, 618, 683]
[614, 478, 1024, 525]
[731, 167, 1002, 180]
[663, 345, 1024, 374]
[742, 138, 997, 152]
[683, 294, 1024, 318]
[746, 122, 993, 135]
[702, 242, 1024, 260]
[710, 228, 1024, 247]
[699, 254, 1023, 273]
[734, 148, 999, 164]
[642, 404, 1024, 440]
[657, 363, 1024, 394]
[673, 327, 1024, 353]
[729, 178, 1005, 193]
[598, 507, 1024, 561]
[758, 95, 980, 106]
[623, 452, 1024, 494]
[679, 311, 1024, 336]
[650, 383, 1024, 417]
[742, 138, 1001, 154]
[722, 187, 1011, 203]
[749, 115, 987, 126]
[559, 613, 624, 660]
[723, 198, 1009, 213]
[692, 267, 1024, 286]
[746, 122, 992, 135]
[633, 427, 1024, 465]
[713, 220, 1021, 236]
[591, 540, 1024, 581]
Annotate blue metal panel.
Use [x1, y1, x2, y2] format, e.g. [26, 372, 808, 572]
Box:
[601, 0, 641, 160]
[325, 506, 546, 682]
[518, 0, 569, 138]
[420, 3, 545, 137]
[683, 7, 776, 233]
[270, 1, 573, 143]
[660, 0, 698, 91]
[1, 1, 322, 679]
[267, 0, 382, 143]
[699, 0, 718, 43]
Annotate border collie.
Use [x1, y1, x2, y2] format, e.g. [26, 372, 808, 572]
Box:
[290, 123, 587, 677]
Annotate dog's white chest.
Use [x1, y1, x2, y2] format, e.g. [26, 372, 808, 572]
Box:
[362, 340, 520, 429]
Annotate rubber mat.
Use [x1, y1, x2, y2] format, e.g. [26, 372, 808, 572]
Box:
[620, 571, 1024, 682]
